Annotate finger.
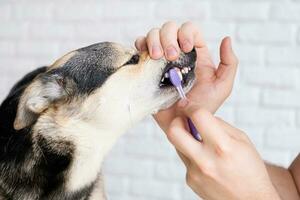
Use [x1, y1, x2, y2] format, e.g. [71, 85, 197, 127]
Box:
[167, 117, 205, 164]
[178, 21, 206, 53]
[160, 21, 180, 61]
[146, 28, 164, 59]
[135, 36, 147, 51]
[185, 107, 231, 147]
[216, 37, 238, 90]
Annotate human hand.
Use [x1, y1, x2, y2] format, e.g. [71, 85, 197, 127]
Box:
[167, 106, 280, 200]
[135, 21, 238, 132]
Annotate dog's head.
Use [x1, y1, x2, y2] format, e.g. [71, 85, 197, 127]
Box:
[14, 42, 196, 131]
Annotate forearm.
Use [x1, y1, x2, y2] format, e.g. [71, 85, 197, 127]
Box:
[266, 160, 300, 200]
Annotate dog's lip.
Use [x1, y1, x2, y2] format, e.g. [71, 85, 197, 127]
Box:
[159, 62, 196, 88]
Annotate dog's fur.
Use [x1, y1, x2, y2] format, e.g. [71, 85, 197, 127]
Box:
[0, 42, 196, 200]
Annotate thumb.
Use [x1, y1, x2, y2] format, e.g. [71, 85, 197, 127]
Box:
[216, 37, 238, 90]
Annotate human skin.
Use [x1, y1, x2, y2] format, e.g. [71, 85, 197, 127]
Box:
[167, 106, 281, 200]
[135, 21, 238, 133]
[135, 21, 300, 199]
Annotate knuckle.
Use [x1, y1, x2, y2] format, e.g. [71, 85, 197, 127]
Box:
[163, 21, 177, 28]
[182, 21, 195, 28]
[198, 163, 216, 179]
[149, 27, 160, 33]
[214, 140, 233, 156]
[147, 28, 160, 38]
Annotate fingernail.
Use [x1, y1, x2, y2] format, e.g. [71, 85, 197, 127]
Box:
[166, 46, 178, 59]
[178, 99, 189, 108]
[152, 45, 162, 57]
[182, 40, 192, 52]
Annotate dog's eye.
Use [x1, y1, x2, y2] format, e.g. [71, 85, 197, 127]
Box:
[123, 54, 140, 66]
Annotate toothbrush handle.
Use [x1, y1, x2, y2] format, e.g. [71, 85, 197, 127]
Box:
[187, 118, 202, 141]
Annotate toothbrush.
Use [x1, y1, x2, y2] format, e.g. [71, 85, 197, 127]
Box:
[168, 68, 202, 141]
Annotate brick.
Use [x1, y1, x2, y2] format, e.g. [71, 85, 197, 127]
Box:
[298, 29, 300, 44]
[103, 155, 154, 178]
[121, 136, 176, 159]
[263, 89, 300, 108]
[266, 46, 300, 66]
[154, 1, 209, 20]
[265, 128, 300, 151]
[0, 41, 16, 57]
[107, 194, 153, 200]
[53, 3, 103, 21]
[257, 147, 292, 167]
[215, 105, 235, 124]
[236, 107, 295, 127]
[271, 3, 300, 21]
[201, 22, 235, 42]
[103, 176, 128, 194]
[181, 185, 199, 200]
[212, 2, 270, 21]
[0, 76, 12, 101]
[130, 180, 180, 199]
[102, 2, 155, 20]
[0, 22, 27, 38]
[227, 86, 261, 106]
[297, 110, 300, 126]
[0, 4, 11, 20]
[237, 23, 293, 43]
[234, 45, 264, 64]
[28, 23, 75, 40]
[235, 125, 265, 147]
[126, 117, 157, 139]
[13, 3, 53, 21]
[15, 41, 60, 58]
[72, 21, 124, 42]
[241, 67, 300, 89]
[154, 159, 185, 181]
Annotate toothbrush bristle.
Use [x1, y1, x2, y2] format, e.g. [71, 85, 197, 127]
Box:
[168, 68, 182, 87]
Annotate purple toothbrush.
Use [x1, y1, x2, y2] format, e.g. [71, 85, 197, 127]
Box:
[168, 68, 202, 141]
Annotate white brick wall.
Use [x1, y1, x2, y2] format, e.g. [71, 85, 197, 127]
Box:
[0, 0, 299, 199]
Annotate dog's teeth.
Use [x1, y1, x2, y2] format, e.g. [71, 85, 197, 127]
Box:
[177, 71, 183, 81]
[184, 67, 189, 74]
[164, 73, 169, 78]
[188, 67, 191, 71]
[161, 77, 165, 82]
[181, 69, 185, 74]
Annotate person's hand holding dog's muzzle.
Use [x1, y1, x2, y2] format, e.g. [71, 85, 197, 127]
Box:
[135, 21, 238, 133]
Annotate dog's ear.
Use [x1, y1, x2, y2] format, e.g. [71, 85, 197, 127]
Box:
[14, 74, 70, 130]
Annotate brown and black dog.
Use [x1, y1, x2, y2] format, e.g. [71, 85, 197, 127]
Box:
[0, 42, 196, 199]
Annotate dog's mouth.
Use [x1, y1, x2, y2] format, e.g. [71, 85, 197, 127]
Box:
[159, 61, 196, 88]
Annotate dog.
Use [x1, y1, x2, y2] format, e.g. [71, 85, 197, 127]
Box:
[0, 42, 196, 200]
